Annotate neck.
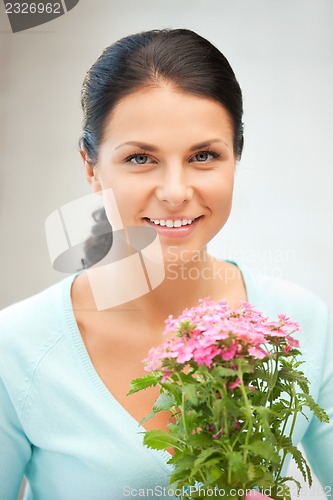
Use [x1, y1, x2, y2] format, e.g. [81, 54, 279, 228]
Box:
[139, 251, 221, 320]
[114, 250, 242, 326]
[73, 250, 246, 333]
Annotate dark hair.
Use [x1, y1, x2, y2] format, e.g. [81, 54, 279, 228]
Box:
[80, 29, 244, 267]
[80, 28, 244, 163]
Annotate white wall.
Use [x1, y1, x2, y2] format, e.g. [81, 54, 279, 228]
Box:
[1, 0, 332, 497]
[1, 0, 332, 311]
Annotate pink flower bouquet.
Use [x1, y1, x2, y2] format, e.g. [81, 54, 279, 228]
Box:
[129, 299, 329, 499]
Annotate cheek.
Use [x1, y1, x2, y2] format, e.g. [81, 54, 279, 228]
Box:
[102, 177, 146, 225]
[204, 174, 234, 211]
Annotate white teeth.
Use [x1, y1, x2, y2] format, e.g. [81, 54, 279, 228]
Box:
[148, 217, 196, 227]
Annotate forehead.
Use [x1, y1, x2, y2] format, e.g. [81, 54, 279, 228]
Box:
[101, 86, 234, 147]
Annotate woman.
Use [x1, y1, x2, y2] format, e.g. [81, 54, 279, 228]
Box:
[0, 29, 332, 499]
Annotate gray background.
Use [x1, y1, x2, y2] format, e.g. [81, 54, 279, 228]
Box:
[1, 0, 332, 497]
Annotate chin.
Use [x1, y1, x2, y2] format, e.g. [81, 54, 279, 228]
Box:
[161, 243, 205, 265]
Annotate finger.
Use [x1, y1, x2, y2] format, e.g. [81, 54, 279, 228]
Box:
[245, 491, 273, 500]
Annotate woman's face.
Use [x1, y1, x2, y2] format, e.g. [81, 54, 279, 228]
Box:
[88, 85, 236, 263]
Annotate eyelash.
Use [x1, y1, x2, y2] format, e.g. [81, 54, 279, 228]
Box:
[124, 150, 221, 165]
[190, 150, 221, 163]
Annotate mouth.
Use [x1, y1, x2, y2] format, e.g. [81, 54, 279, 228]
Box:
[143, 216, 203, 238]
[146, 216, 199, 227]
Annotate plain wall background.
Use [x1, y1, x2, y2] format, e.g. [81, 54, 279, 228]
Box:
[1, 0, 332, 497]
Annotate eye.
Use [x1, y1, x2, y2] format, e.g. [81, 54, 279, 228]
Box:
[126, 153, 153, 165]
[190, 151, 220, 163]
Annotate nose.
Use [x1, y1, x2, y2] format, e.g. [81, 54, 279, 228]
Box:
[155, 164, 193, 207]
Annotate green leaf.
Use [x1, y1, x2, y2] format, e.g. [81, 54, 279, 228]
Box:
[194, 447, 224, 467]
[225, 451, 249, 481]
[293, 360, 305, 369]
[153, 392, 176, 412]
[219, 396, 242, 420]
[271, 400, 292, 414]
[160, 382, 182, 405]
[139, 410, 158, 426]
[271, 482, 292, 500]
[139, 392, 177, 426]
[206, 464, 223, 484]
[233, 357, 257, 373]
[212, 398, 224, 422]
[181, 409, 200, 430]
[277, 477, 301, 496]
[252, 368, 272, 383]
[169, 451, 195, 467]
[253, 406, 277, 441]
[187, 432, 213, 449]
[143, 429, 182, 450]
[251, 468, 275, 488]
[278, 367, 310, 393]
[169, 453, 196, 482]
[214, 366, 239, 378]
[177, 371, 197, 384]
[182, 383, 199, 406]
[300, 393, 330, 423]
[287, 444, 312, 485]
[245, 462, 258, 483]
[270, 382, 287, 402]
[246, 440, 280, 464]
[127, 374, 159, 395]
[277, 435, 292, 449]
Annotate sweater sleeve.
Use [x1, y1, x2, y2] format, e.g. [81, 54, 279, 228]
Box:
[0, 374, 32, 500]
[302, 307, 333, 492]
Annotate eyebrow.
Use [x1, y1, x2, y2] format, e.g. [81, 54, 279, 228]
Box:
[189, 139, 230, 151]
[114, 139, 230, 152]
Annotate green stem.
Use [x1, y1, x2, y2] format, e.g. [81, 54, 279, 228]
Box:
[276, 382, 298, 480]
[221, 384, 229, 438]
[238, 371, 253, 464]
[279, 388, 293, 438]
[205, 369, 229, 438]
[263, 347, 279, 407]
[175, 372, 191, 449]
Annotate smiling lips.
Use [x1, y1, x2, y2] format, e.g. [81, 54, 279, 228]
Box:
[148, 217, 196, 228]
[144, 216, 202, 238]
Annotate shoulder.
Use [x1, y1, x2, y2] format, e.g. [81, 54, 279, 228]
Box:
[0, 275, 74, 346]
[0, 276, 76, 404]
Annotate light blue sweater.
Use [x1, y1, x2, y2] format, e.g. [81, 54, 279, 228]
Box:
[0, 264, 332, 499]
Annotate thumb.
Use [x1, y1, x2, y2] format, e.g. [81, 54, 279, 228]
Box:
[245, 491, 273, 500]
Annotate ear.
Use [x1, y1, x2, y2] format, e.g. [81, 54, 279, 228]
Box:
[80, 148, 102, 194]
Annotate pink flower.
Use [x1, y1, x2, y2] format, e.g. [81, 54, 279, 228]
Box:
[134, 297, 309, 496]
[228, 378, 241, 390]
[286, 336, 300, 348]
[248, 346, 268, 360]
[161, 372, 173, 382]
[193, 345, 221, 367]
[176, 344, 194, 364]
[143, 298, 301, 374]
[221, 343, 238, 361]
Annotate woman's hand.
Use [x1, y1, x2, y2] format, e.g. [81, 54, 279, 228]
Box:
[245, 491, 273, 499]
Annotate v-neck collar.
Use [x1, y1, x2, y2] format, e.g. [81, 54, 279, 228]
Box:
[59, 260, 260, 468]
